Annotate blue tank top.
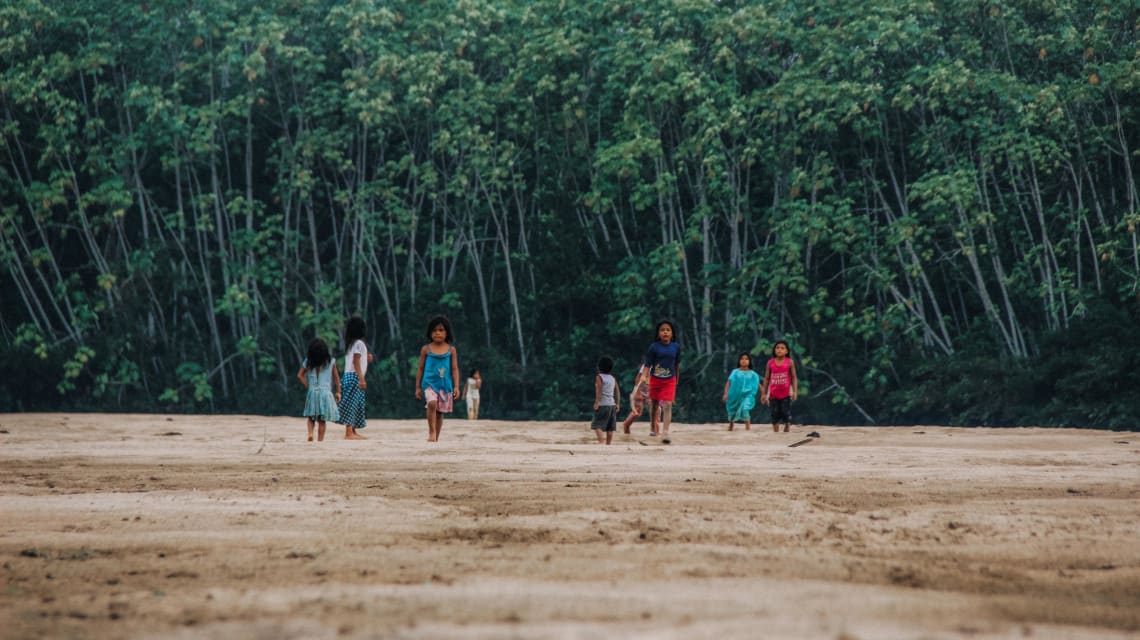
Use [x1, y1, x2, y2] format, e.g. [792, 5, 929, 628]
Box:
[422, 348, 454, 393]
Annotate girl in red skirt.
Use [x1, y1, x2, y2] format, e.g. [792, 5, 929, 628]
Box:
[643, 320, 681, 440]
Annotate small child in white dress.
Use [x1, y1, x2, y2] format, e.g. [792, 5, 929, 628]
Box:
[463, 368, 482, 420]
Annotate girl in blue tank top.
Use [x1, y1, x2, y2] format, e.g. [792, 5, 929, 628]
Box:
[415, 315, 460, 442]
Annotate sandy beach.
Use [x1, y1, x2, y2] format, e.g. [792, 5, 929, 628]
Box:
[1, 413, 1138, 639]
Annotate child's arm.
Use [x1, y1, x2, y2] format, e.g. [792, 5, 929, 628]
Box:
[722, 378, 731, 403]
[332, 362, 342, 401]
[450, 346, 460, 397]
[593, 374, 601, 410]
[614, 379, 621, 411]
[296, 366, 308, 388]
[789, 360, 799, 401]
[414, 346, 426, 399]
[353, 351, 366, 390]
[759, 362, 771, 405]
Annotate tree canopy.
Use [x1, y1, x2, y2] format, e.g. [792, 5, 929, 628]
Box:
[3, 0, 1139, 429]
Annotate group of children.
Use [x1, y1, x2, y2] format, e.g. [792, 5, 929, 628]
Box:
[589, 320, 799, 445]
[295, 315, 372, 442]
[300, 315, 797, 445]
[719, 340, 798, 432]
[298, 315, 479, 442]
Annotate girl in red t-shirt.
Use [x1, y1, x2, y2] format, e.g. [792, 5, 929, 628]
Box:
[760, 340, 798, 432]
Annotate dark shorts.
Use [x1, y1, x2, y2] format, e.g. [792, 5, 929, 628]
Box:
[769, 397, 791, 423]
[591, 405, 618, 431]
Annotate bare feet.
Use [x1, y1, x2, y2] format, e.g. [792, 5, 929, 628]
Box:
[346, 431, 367, 440]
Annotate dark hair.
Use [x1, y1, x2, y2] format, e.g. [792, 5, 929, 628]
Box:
[344, 315, 367, 345]
[468, 367, 479, 378]
[654, 319, 676, 341]
[306, 338, 332, 372]
[771, 340, 790, 357]
[737, 351, 753, 369]
[426, 315, 454, 343]
[597, 355, 614, 374]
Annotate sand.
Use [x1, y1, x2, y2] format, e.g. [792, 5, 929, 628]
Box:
[1, 413, 1138, 639]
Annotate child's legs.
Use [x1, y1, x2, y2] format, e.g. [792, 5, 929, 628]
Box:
[317, 420, 327, 441]
[771, 398, 790, 431]
[470, 398, 479, 420]
[659, 401, 673, 434]
[622, 404, 641, 431]
[649, 400, 661, 433]
[605, 429, 613, 444]
[434, 411, 444, 439]
[426, 400, 439, 440]
[593, 428, 605, 443]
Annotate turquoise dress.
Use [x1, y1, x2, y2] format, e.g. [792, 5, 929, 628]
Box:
[421, 348, 454, 395]
[302, 360, 340, 422]
[725, 368, 760, 422]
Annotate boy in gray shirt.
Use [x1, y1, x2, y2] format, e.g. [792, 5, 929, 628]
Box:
[591, 356, 622, 445]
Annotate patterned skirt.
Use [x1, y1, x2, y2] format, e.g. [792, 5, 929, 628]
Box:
[337, 372, 367, 429]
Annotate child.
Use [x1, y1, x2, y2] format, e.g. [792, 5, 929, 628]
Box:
[335, 315, 371, 440]
[591, 356, 621, 444]
[722, 351, 760, 431]
[297, 337, 342, 442]
[621, 365, 651, 434]
[760, 340, 799, 432]
[463, 368, 482, 420]
[415, 315, 460, 442]
[644, 319, 680, 440]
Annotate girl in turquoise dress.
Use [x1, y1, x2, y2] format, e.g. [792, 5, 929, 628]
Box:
[297, 338, 341, 442]
[722, 351, 760, 431]
[415, 315, 460, 442]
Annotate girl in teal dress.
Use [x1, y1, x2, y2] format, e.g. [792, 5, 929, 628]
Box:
[297, 338, 341, 442]
[722, 351, 760, 431]
[415, 315, 460, 442]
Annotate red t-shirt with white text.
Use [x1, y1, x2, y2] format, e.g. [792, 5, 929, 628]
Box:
[767, 358, 792, 399]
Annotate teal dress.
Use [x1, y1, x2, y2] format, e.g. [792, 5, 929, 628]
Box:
[421, 348, 454, 395]
[725, 368, 760, 422]
[302, 360, 340, 422]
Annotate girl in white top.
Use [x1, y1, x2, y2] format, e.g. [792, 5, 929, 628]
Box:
[463, 368, 482, 420]
[335, 315, 371, 440]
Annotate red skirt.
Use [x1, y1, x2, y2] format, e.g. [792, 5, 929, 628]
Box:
[648, 376, 677, 402]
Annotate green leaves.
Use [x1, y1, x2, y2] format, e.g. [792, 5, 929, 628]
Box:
[2, 0, 1139, 426]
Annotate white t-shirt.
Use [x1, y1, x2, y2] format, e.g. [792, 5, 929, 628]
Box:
[465, 377, 480, 400]
[346, 340, 368, 377]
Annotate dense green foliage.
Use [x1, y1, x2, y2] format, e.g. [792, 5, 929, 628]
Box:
[2, 0, 1139, 429]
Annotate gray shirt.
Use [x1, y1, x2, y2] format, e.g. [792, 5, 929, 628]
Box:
[597, 373, 616, 406]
